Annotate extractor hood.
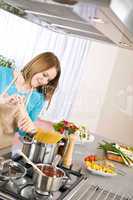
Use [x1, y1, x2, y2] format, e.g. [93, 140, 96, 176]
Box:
[2, 0, 133, 50]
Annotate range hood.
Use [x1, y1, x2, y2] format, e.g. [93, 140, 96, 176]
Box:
[3, 0, 133, 49]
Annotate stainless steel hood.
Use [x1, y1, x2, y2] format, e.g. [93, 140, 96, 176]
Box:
[3, 0, 133, 49]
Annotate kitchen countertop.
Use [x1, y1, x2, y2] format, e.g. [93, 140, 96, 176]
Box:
[72, 134, 133, 197]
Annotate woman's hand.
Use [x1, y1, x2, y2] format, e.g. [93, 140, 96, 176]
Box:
[0, 93, 25, 105]
[8, 94, 25, 105]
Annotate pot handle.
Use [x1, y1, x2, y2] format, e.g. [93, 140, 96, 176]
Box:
[63, 176, 69, 180]
[20, 137, 33, 144]
[62, 175, 70, 188]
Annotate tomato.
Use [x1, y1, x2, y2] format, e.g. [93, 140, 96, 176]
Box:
[84, 155, 96, 162]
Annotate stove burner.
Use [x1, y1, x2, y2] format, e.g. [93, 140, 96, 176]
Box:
[35, 188, 50, 196]
[35, 190, 53, 200]
[20, 185, 34, 199]
[21, 185, 53, 200]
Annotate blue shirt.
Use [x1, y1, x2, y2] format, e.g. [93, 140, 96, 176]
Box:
[0, 66, 45, 135]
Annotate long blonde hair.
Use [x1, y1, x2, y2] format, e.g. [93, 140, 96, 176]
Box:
[21, 52, 61, 105]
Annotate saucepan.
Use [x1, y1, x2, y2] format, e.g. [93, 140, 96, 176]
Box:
[33, 163, 68, 194]
[0, 159, 26, 181]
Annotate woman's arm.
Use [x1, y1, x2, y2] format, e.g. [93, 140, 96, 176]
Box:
[35, 118, 54, 131]
[17, 95, 44, 134]
[17, 102, 36, 134]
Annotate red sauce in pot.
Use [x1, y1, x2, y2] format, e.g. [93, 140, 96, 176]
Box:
[38, 165, 64, 177]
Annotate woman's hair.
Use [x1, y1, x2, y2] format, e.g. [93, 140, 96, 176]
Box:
[21, 52, 61, 104]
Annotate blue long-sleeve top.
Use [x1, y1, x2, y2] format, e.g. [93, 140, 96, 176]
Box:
[0, 66, 45, 135]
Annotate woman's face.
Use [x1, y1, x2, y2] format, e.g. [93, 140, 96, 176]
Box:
[31, 67, 57, 88]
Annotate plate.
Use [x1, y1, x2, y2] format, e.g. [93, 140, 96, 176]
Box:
[85, 166, 117, 177]
[84, 159, 117, 177]
[76, 134, 95, 144]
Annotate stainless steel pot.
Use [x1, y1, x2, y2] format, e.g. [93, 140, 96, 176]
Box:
[21, 139, 33, 159]
[21, 138, 61, 164]
[39, 143, 59, 164]
[33, 164, 67, 194]
[0, 160, 26, 181]
[22, 140, 42, 163]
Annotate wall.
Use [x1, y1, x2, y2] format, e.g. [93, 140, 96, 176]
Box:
[69, 41, 133, 145]
[96, 48, 133, 145]
[69, 41, 118, 129]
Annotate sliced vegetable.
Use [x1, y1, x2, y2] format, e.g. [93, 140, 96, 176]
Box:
[99, 141, 133, 167]
[84, 155, 97, 162]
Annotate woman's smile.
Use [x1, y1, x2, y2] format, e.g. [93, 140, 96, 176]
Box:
[31, 67, 57, 88]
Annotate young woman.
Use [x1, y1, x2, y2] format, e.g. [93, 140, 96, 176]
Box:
[0, 52, 61, 136]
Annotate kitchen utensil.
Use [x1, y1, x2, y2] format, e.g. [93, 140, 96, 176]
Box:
[20, 151, 44, 176]
[33, 163, 66, 194]
[21, 137, 33, 157]
[34, 128, 63, 144]
[21, 138, 42, 163]
[52, 154, 61, 168]
[21, 137, 63, 164]
[39, 143, 59, 164]
[51, 154, 61, 177]
[23, 139, 42, 163]
[0, 160, 26, 181]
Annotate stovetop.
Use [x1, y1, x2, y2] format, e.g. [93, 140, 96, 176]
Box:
[0, 154, 132, 200]
[0, 155, 86, 200]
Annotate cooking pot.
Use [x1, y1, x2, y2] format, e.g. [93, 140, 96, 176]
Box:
[33, 164, 67, 194]
[21, 138, 63, 164]
[0, 160, 26, 181]
[21, 138, 41, 163]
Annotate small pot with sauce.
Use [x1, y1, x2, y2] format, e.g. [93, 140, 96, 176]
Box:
[33, 164, 67, 194]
